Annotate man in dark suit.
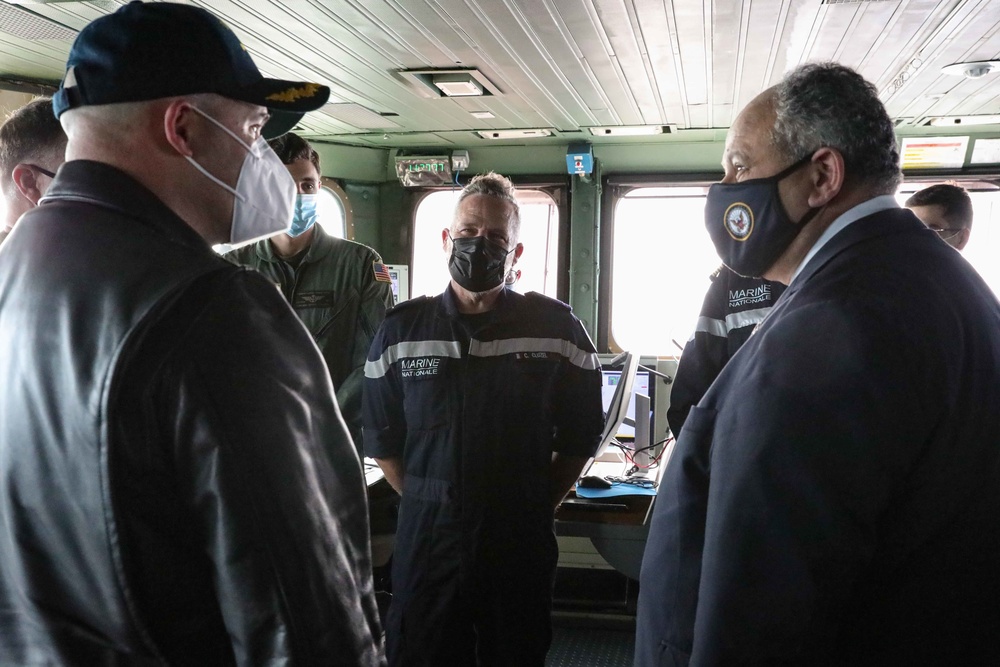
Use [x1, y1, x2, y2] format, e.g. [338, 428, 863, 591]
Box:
[636, 62, 1000, 666]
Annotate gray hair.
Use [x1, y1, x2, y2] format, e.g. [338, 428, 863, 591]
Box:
[772, 62, 901, 195]
[455, 171, 521, 241]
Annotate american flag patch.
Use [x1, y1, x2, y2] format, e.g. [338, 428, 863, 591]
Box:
[372, 262, 392, 283]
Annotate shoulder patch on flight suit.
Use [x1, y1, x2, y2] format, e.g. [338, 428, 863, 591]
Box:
[372, 261, 393, 283]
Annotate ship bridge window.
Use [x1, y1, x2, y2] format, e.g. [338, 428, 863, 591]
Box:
[611, 185, 1000, 358]
[610, 187, 718, 357]
[411, 189, 559, 299]
[316, 183, 347, 239]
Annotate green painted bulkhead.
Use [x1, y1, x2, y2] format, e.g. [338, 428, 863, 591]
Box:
[313, 123, 998, 348]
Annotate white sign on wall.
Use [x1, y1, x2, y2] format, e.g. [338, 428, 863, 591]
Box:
[387, 265, 409, 305]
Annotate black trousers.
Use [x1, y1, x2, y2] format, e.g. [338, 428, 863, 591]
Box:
[385, 544, 558, 666]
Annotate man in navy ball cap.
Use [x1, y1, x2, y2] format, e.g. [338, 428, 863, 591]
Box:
[51, 1, 329, 140]
[0, 3, 383, 664]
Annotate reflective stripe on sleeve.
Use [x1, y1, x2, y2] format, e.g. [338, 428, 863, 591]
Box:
[725, 306, 772, 332]
[469, 337, 599, 370]
[694, 316, 727, 338]
[364, 340, 462, 379]
[694, 306, 773, 340]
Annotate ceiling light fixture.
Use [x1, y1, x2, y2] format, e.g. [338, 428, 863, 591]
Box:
[927, 115, 1000, 127]
[588, 125, 672, 136]
[398, 68, 501, 99]
[432, 73, 484, 97]
[476, 129, 552, 140]
[941, 61, 1000, 79]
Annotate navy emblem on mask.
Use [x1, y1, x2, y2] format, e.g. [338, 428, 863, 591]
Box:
[724, 203, 754, 241]
[704, 153, 818, 278]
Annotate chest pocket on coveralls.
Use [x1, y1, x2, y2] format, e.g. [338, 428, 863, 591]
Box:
[401, 355, 451, 430]
[507, 353, 560, 421]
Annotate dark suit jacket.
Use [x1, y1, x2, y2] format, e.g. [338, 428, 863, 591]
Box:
[636, 206, 1000, 666]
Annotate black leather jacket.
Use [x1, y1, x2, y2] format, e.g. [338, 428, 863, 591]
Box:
[0, 161, 383, 665]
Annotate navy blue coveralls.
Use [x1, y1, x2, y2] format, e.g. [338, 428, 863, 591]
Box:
[667, 265, 786, 436]
[363, 286, 603, 667]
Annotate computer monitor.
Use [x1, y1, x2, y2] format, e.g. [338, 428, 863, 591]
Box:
[596, 352, 638, 457]
[607, 369, 652, 439]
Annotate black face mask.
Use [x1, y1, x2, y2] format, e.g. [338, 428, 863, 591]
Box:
[448, 234, 514, 292]
[704, 154, 818, 278]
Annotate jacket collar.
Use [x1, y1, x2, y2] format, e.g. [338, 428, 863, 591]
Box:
[40, 160, 209, 251]
[252, 223, 338, 265]
[788, 207, 927, 291]
[439, 282, 521, 321]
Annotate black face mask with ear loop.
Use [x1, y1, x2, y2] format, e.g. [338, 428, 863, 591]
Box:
[704, 154, 819, 278]
[448, 235, 514, 292]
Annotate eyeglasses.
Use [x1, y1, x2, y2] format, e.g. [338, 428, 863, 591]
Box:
[929, 227, 964, 242]
[26, 164, 56, 179]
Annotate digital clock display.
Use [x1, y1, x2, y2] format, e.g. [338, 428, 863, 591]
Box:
[395, 156, 453, 186]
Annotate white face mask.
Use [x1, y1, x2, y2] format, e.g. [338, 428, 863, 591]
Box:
[185, 106, 296, 246]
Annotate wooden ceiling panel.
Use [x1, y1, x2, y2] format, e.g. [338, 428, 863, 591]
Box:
[670, 0, 711, 110]
[9, 1, 111, 32]
[499, 0, 611, 128]
[0, 35, 70, 82]
[632, 0, 688, 126]
[591, 0, 663, 127]
[803, 5, 857, 66]
[0, 0, 994, 146]
[557, 2, 644, 125]
[711, 0, 748, 127]
[735, 0, 786, 110]
[882, 0, 1000, 118]
[513, 0, 631, 128]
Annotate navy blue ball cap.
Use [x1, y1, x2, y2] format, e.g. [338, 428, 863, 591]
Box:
[52, 1, 330, 139]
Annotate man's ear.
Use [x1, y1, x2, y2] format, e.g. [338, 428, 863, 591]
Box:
[11, 164, 42, 206]
[163, 99, 198, 158]
[806, 146, 845, 208]
[441, 227, 451, 252]
[512, 242, 524, 264]
[955, 227, 971, 251]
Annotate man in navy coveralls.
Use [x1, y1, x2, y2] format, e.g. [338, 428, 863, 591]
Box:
[364, 173, 603, 666]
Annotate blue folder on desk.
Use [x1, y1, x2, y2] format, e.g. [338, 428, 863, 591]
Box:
[575, 483, 656, 499]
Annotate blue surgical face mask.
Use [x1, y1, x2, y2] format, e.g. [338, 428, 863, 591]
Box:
[288, 193, 318, 237]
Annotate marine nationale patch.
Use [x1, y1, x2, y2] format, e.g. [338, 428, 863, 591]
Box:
[724, 202, 754, 241]
[400, 356, 442, 379]
[372, 261, 392, 284]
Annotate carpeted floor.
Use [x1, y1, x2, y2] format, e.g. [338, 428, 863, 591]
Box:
[546, 625, 635, 666]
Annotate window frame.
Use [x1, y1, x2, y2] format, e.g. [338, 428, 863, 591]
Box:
[320, 177, 351, 239]
[598, 172, 1000, 354]
[598, 173, 722, 353]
